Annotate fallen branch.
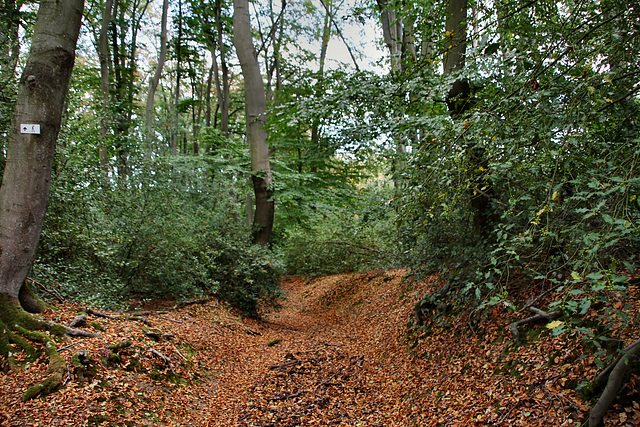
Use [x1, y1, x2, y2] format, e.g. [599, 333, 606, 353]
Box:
[57, 340, 85, 352]
[84, 308, 116, 320]
[589, 337, 640, 427]
[518, 283, 562, 313]
[171, 344, 189, 362]
[148, 348, 174, 373]
[244, 327, 262, 336]
[509, 307, 561, 345]
[84, 308, 151, 325]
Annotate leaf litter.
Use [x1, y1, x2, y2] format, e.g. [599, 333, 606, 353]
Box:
[1, 269, 639, 426]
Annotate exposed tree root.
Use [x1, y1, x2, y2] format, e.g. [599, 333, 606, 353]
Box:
[589, 338, 640, 426]
[0, 294, 98, 401]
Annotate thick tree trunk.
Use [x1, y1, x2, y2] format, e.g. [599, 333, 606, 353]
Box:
[0, 0, 84, 302]
[233, 0, 274, 245]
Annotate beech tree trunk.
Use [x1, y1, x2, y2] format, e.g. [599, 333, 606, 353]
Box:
[0, 0, 84, 304]
[444, 0, 493, 237]
[233, 0, 274, 245]
[144, 0, 169, 151]
[98, 0, 114, 171]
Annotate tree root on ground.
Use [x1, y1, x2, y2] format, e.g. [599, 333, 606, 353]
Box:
[0, 294, 99, 401]
[589, 337, 640, 426]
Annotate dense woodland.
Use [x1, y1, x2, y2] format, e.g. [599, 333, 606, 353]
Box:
[0, 0, 639, 425]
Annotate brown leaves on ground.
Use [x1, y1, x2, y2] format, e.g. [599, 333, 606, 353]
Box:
[1, 269, 639, 426]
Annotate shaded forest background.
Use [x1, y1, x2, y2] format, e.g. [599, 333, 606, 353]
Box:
[0, 0, 639, 422]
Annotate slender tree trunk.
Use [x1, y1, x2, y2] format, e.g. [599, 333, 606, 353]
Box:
[213, 0, 230, 136]
[0, 0, 22, 88]
[170, 0, 183, 156]
[144, 0, 168, 155]
[233, 0, 274, 245]
[0, 0, 84, 303]
[309, 2, 332, 173]
[377, 0, 403, 71]
[98, 0, 114, 171]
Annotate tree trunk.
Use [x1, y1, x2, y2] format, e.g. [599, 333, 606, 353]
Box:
[170, 0, 183, 156]
[213, 0, 230, 136]
[233, 0, 274, 245]
[0, 0, 22, 88]
[0, 0, 84, 304]
[444, 0, 493, 237]
[98, 0, 114, 171]
[144, 0, 168, 154]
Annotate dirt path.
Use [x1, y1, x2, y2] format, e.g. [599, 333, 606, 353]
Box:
[204, 270, 425, 426]
[3, 270, 636, 426]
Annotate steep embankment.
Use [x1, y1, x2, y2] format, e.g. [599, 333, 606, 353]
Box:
[1, 270, 638, 426]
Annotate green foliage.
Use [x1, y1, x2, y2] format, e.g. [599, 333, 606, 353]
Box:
[35, 145, 282, 316]
[282, 179, 398, 276]
[389, 0, 640, 331]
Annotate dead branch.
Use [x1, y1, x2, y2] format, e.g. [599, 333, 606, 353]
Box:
[589, 338, 640, 427]
[57, 340, 85, 352]
[85, 307, 151, 325]
[171, 344, 189, 362]
[509, 307, 561, 344]
[148, 348, 174, 373]
[27, 277, 64, 302]
[125, 310, 168, 316]
[518, 283, 562, 313]
[244, 327, 262, 336]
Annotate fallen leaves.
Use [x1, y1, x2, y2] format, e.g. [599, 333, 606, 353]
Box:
[0, 269, 639, 426]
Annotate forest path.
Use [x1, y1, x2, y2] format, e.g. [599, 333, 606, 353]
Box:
[1, 270, 615, 426]
[203, 270, 432, 426]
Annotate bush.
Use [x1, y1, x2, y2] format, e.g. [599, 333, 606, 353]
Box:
[34, 154, 284, 317]
[282, 180, 398, 276]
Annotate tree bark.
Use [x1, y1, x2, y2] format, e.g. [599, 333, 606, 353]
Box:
[213, 0, 230, 136]
[0, 0, 22, 89]
[233, 0, 274, 245]
[144, 0, 169, 154]
[0, 0, 84, 302]
[444, 0, 493, 237]
[98, 0, 114, 171]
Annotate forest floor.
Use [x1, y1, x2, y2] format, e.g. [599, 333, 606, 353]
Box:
[1, 269, 639, 426]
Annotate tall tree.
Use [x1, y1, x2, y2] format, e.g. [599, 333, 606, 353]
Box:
[145, 0, 169, 153]
[233, 0, 274, 245]
[443, 0, 492, 237]
[98, 0, 114, 170]
[0, 0, 84, 308]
